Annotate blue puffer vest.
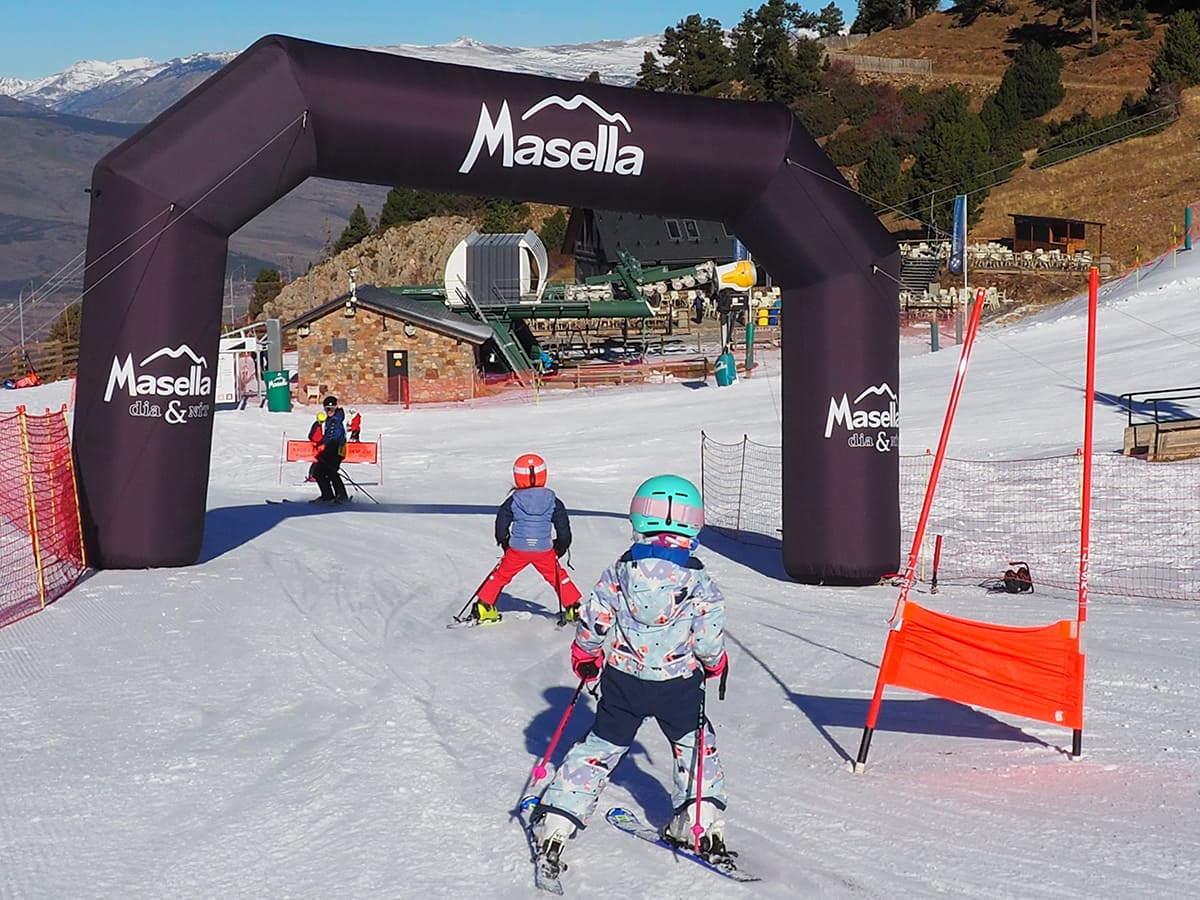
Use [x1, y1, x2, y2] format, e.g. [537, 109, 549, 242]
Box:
[509, 487, 556, 552]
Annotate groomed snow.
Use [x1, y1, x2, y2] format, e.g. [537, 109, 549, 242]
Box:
[1, 247, 1198, 897]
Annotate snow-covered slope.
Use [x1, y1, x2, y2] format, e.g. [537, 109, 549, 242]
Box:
[0, 244, 1198, 898]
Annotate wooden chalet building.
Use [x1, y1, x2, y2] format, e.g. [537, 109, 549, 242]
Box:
[1009, 213, 1105, 256]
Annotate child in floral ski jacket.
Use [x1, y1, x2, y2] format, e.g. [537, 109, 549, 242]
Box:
[530, 474, 729, 865]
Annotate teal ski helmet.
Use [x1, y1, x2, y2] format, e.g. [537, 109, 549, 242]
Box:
[629, 474, 704, 537]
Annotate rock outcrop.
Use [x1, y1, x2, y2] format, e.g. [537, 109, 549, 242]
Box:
[264, 215, 480, 323]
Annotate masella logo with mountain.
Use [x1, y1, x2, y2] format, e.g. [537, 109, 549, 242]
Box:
[459, 93, 645, 176]
[825, 383, 899, 451]
[104, 344, 213, 425]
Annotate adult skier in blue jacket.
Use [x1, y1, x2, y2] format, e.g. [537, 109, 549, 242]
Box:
[311, 395, 348, 504]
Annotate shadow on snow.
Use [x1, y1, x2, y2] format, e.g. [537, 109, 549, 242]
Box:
[199, 502, 628, 563]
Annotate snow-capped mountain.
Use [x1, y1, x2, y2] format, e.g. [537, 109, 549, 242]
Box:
[0, 35, 658, 121]
[0, 33, 663, 335]
[374, 35, 657, 86]
[0, 56, 168, 107]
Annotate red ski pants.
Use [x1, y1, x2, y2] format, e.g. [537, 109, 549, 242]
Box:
[476, 547, 582, 608]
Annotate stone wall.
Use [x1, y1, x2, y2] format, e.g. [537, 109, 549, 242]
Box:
[296, 307, 479, 406]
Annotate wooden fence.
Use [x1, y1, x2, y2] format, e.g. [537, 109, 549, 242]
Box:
[837, 54, 932, 75]
[1, 340, 79, 383]
[538, 357, 714, 389]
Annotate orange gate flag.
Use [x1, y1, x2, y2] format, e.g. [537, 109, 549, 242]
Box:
[286, 440, 378, 465]
[878, 601, 1084, 731]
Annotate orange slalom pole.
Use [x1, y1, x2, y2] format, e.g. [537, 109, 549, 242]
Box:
[1073, 268, 1098, 758]
[856, 287, 988, 772]
[888, 286, 989, 624]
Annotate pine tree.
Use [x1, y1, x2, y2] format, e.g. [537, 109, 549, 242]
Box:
[658, 14, 731, 95]
[952, 0, 1015, 27]
[979, 80, 1023, 143]
[377, 188, 418, 231]
[636, 52, 668, 90]
[728, 0, 822, 102]
[249, 268, 282, 319]
[480, 199, 530, 234]
[1152, 10, 1200, 90]
[907, 88, 992, 232]
[48, 302, 82, 344]
[815, 3, 845, 37]
[852, 0, 904, 34]
[729, 12, 759, 89]
[333, 204, 371, 254]
[378, 188, 487, 230]
[1009, 42, 1065, 119]
[538, 210, 568, 252]
[858, 138, 902, 210]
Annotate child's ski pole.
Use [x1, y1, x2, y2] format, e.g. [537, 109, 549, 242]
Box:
[692, 683, 707, 855]
[554, 558, 564, 622]
[531, 677, 587, 784]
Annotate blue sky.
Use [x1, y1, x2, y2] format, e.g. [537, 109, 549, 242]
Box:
[2, 0, 859, 79]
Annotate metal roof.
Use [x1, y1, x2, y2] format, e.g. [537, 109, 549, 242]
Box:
[571, 209, 735, 266]
[280, 285, 494, 344]
[466, 232, 525, 248]
[1008, 213, 1106, 227]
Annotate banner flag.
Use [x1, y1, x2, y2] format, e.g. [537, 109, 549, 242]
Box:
[948, 194, 966, 275]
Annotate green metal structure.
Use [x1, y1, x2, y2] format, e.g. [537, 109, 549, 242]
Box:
[385, 249, 726, 377]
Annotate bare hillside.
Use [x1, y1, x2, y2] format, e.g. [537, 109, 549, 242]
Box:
[264, 204, 570, 322]
[265, 216, 480, 324]
[836, 0, 1163, 117]
[831, 0, 1191, 274]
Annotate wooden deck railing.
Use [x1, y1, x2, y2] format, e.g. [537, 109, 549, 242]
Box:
[1, 340, 80, 383]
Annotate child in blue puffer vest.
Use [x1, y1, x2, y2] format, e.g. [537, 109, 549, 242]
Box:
[530, 474, 730, 869]
[468, 453, 582, 624]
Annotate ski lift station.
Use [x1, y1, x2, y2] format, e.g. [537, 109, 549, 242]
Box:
[277, 229, 776, 404]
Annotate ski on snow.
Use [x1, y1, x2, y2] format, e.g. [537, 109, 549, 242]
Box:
[265, 498, 354, 506]
[446, 611, 534, 629]
[606, 806, 762, 883]
[519, 795, 565, 894]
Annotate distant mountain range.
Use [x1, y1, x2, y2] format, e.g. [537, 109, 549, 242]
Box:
[0, 35, 658, 343]
[0, 35, 655, 121]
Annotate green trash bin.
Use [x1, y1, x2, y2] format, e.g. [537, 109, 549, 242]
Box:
[265, 370, 292, 412]
[714, 352, 737, 387]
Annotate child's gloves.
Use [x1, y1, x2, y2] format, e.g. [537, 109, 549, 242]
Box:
[570, 642, 604, 682]
[499, 538, 510, 551]
[553, 538, 568, 557]
[703, 652, 728, 680]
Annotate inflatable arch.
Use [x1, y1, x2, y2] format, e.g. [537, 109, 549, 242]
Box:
[74, 35, 900, 583]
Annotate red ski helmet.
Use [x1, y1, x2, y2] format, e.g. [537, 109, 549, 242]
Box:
[513, 453, 547, 488]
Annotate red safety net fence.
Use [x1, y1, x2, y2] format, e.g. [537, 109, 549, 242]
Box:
[0, 405, 87, 629]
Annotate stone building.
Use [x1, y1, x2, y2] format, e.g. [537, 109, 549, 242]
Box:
[282, 285, 495, 405]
